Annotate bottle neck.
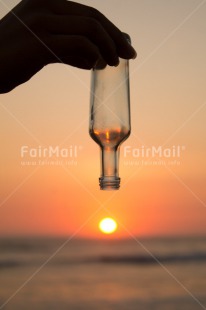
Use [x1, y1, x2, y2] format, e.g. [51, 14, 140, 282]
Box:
[99, 147, 120, 190]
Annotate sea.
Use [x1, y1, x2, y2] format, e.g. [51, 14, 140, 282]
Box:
[0, 237, 206, 310]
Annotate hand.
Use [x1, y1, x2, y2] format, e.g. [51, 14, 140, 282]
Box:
[0, 0, 137, 93]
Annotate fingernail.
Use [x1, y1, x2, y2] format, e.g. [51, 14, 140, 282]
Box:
[123, 34, 137, 59]
[122, 33, 131, 44]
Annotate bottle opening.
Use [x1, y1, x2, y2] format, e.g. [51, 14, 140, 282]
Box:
[99, 176, 120, 191]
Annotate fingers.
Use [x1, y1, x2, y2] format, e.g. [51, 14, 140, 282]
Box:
[51, 0, 137, 61]
[45, 15, 119, 66]
[60, 56, 101, 70]
[46, 35, 103, 69]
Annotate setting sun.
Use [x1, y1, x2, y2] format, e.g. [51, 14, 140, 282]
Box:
[99, 218, 118, 234]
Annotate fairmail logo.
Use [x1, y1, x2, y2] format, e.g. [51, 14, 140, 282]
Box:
[21, 145, 81, 158]
[123, 145, 185, 159]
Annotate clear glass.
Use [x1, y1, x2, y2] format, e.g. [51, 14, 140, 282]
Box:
[89, 56, 131, 190]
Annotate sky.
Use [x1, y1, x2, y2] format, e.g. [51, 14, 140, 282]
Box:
[0, 0, 206, 238]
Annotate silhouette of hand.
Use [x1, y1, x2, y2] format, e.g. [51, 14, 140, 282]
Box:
[0, 0, 137, 93]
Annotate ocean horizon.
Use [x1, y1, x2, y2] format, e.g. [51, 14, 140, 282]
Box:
[1, 236, 206, 309]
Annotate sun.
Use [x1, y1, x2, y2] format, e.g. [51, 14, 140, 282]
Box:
[99, 217, 118, 234]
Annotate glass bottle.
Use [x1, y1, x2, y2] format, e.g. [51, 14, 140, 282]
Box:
[89, 46, 131, 190]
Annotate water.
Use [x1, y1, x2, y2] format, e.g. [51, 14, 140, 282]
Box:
[1, 237, 206, 310]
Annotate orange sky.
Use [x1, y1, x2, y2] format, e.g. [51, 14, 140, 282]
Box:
[0, 0, 206, 238]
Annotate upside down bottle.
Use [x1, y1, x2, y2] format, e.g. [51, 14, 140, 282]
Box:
[89, 39, 131, 190]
